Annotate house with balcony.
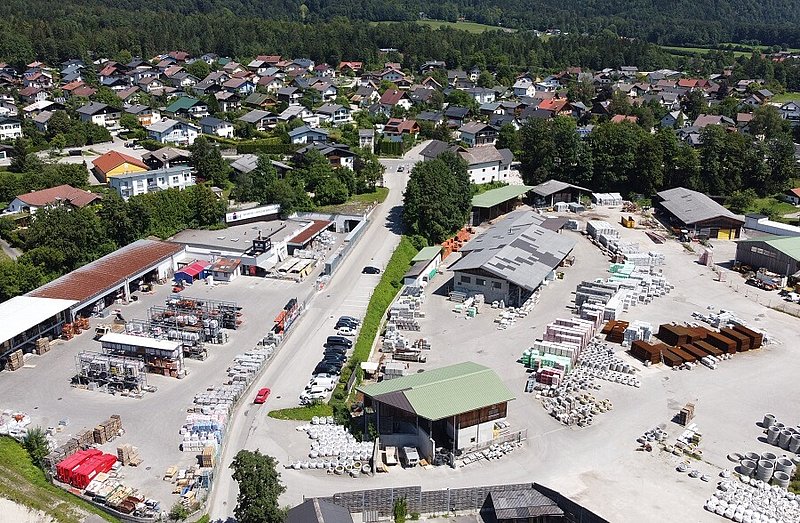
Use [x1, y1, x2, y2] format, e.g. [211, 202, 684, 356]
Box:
[146, 118, 201, 146]
[76, 102, 121, 131]
[108, 165, 195, 199]
[0, 117, 22, 140]
[315, 104, 351, 126]
[199, 116, 234, 138]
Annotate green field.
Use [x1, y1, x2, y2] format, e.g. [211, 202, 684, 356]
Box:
[771, 92, 800, 103]
[374, 19, 513, 34]
[746, 197, 799, 223]
[315, 186, 389, 214]
[660, 45, 753, 58]
[0, 436, 118, 523]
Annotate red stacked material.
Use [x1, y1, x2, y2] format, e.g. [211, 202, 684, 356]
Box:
[660, 349, 683, 367]
[721, 327, 752, 352]
[630, 340, 665, 364]
[56, 449, 116, 489]
[692, 341, 723, 357]
[706, 331, 737, 354]
[732, 324, 763, 349]
[669, 346, 696, 363]
[605, 320, 629, 343]
[680, 344, 709, 361]
[685, 327, 710, 341]
[657, 324, 689, 346]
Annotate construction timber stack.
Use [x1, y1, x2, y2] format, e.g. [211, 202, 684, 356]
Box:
[629, 322, 764, 368]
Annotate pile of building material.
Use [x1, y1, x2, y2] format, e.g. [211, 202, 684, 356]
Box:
[622, 320, 653, 344]
[0, 409, 31, 438]
[180, 414, 223, 453]
[457, 440, 522, 467]
[388, 289, 425, 330]
[382, 361, 407, 380]
[760, 414, 800, 454]
[587, 220, 620, 247]
[200, 445, 215, 467]
[93, 415, 123, 445]
[85, 475, 161, 518]
[116, 444, 142, 466]
[286, 418, 374, 477]
[677, 403, 695, 426]
[706, 477, 800, 520]
[56, 449, 117, 489]
[33, 337, 51, 355]
[5, 349, 24, 371]
[575, 271, 672, 322]
[74, 351, 149, 396]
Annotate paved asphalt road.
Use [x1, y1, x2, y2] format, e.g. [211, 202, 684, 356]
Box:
[206, 142, 428, 521]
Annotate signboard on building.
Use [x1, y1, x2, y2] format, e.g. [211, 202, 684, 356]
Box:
[225, 204, 281, 224]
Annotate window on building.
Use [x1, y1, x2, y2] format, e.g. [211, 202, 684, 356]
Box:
[476, 278, 485, 286]
[493, 282, 501, 289]
[461, 276, 471, 284]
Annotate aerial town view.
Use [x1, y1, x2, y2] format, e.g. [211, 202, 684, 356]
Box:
[2, 2, 800, 523]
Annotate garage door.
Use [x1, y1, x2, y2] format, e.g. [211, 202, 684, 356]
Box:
[717, 229, 732, 240]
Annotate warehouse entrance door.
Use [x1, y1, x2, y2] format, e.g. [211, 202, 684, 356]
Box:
[717, 228, 733, 240]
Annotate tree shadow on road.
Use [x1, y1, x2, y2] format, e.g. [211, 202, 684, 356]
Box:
[385, 205, 405, 235]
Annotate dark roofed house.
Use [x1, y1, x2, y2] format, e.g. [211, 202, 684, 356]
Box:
[489, 489, 565, 522]
[530, 180, 590, 207]
[655, 187, 744, 239]
[449, 210, 577, 305]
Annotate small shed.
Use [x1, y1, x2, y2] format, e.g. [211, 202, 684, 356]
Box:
[530, 180, 590, 207]
[471, 185, 533, 224]
[209, 257, 241, 283]
[174, 261, 209, 285]
[403, 246, 442, 287]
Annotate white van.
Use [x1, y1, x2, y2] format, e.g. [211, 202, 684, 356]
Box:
[306, 378, 335, 391]
[299, 386, 327, 403]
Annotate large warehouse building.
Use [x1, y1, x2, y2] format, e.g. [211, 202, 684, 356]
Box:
[1, 240, 185, 368]
[449, 210, 576, 306]
[655, 187, 744, 239]
[735, 236, 800, 276]
[358, 362, 515, 462]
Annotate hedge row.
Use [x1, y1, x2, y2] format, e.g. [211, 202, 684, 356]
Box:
[237, 143, 300, 155]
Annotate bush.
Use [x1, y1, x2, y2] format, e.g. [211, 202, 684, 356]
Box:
[169, 502, 190, 521]
[237, 143, 300, 155]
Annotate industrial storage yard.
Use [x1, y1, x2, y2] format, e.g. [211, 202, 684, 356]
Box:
[2, 182, 800, 522]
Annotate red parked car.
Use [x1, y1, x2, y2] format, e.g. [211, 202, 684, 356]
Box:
[254, 387, 271, 404]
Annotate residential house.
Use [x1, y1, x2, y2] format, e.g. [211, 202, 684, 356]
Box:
[295, 142, 356, 170]
[536, 98, 572, 117]
[315, 104, 351, 126]
[5, 184, 100, 214]
[610, 115, 638, 124]
[230, 154, 292, 177]
[76, 102, 121, 130]
[408, 87, 436, 105]
[215, 91, 241, 113]
[358, 129, 375, 152]
[169, 71, 199, 89]
[19, 86, 47, 104]
[199, 116, 234, 139]
[780, 101, 800, 126]
[660, 110, 687, 129]
[338, 61, 363, 75]
[141, 147, 191, 170]
[383, 118, 420, 141]
[513, 77, 536, 98]
[91, 150, 149, 183]
[288, 125, 329, 145]
[164, 96, 209, 119]
[313, 64, 335, 78]
[138, 76, 165, 93]
[125, 104, 161, 127]
[444, 105, 471, 127]
[277, 87, 302, 106]
[32, 111, 54, 133]
[420, 61, 446, 74]
[458, 122, 498, 147]
[257, 75, 284, 93]
[310, 79, 338, 101]
[377, 67, 406, 84]
[465, 87, 496, 105]
[0, 144, 12, 161]
[146, 118, 201, 146]
[223, 77, 256, 95]
[237, 109, 277, 131]
[352, 85, 379, 107]
[784, 187, 800, 206]
[416, 111, 444, 124]
[379, 89, 412, 114]
[420, 141, 514, 184]
[278, 105, 318, 127]
[116, 86, 141, 104]
[693, 114, 735, 129]
[109, 165, 195, 199]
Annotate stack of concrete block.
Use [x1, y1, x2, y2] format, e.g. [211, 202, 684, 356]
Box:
[623, 321, 653, 345]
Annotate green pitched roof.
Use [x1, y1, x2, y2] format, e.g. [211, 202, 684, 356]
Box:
[411, 246, 442, 263]
[739, 236, 800, 260]
[472, 185, 534, 209]
[165, 96, 200, 113]
[358, 361, 515, 421]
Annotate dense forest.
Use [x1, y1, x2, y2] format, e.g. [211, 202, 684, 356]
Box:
[1, 0, 799, 60]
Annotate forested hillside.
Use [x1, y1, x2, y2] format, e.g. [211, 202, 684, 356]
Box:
[3, 0, 799, 52]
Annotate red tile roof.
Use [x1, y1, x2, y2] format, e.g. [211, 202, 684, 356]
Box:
[92, 151, 148, 175]
[15, 184, 101, 208]
[62, 80, 85, 91]
[71, 86, 97, 97]
[288, 220, 332, 246]
[29, 240, 185, 304]
[537, 98, 569, 113]
[611, 114, 638, 124]
[380, 89, 405, 106]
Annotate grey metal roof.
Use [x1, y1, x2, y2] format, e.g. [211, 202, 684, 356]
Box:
[231, 154, 292, 174]
[450, 210, 576, 292]
[237, 109, 273, 123]
[530, 179, 590, 197]
[286, 499, 353, 523]
[490, 489, 563, 520]
[657, 187, 744, 225]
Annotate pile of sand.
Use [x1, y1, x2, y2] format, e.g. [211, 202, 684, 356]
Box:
[0, 497, 55, 523]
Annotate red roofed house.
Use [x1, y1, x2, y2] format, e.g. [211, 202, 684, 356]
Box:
[338, 61, 363, 74]
[384, 118, 420, 140]
[92, 150, 149, 183]
[537, 98, 571, 116]
[6, 185, 100, 214]
[379, 89, 411, 114]
[785, 188, 800, 206]
[677, 78, 699, 89]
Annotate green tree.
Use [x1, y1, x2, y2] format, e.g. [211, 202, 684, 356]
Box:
[682, 90, 708, 120]
[749, 105, 790, 140]
[168, 502, 190, 521]
[567, 78, 595, 105]
[186, 184, 226, 227]
[22, 427, 49, 470]
[0, 258, 46, 301]
[186, 60, 210, 80]
[314, 176, 349, 205]
[120, 112, 141, 131]
[476, 70, 494, 88]
[726, 188, 757, 213]
[403, 153, 471, 244]
[230, 450, 286, 523]
[190, 136, 232, 188]
[99, 191, 137, 246]
[589, 121, 643, 191]
[496, 124, 520, 153]
[94, 86, 123, 109]
[393, 497, 408, 523]
[9, 138, 31, 173]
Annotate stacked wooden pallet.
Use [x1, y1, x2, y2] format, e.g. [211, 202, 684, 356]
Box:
[6, 349, 23, 371]
[200, 445, 215, 468]
[33, 338, 50, 355]
[93, 415, 123, 444]
[116, 444, 142, 466]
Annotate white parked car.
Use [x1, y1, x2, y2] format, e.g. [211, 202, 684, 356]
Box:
[336, 327, 356, 336]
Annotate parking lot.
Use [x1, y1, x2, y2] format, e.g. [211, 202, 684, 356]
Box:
[261, 206, 800, 522]
[0, 269, 314, 508]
